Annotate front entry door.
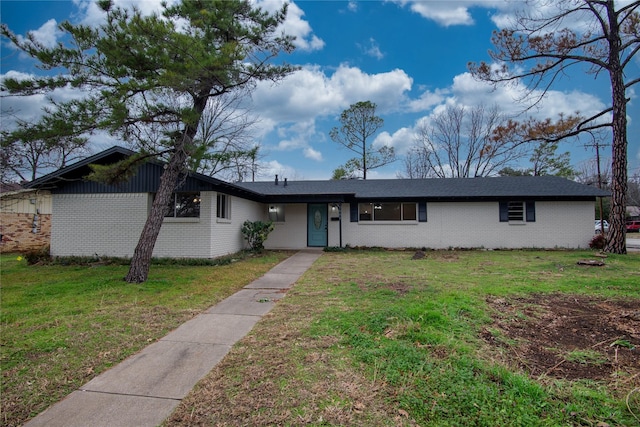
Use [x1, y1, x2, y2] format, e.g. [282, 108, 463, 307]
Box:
[307, 204, 328, 247]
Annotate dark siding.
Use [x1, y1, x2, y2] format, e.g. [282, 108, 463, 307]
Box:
[53, 163, 217, 194]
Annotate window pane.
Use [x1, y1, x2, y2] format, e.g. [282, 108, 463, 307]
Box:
[374, 203, 401, 221]
[359, 203, 373, 221]
[403, 203, 417, 220]
[175, 193, 200, 217]
[217, 194, 227, 219]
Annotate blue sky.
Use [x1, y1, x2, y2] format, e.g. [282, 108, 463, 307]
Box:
[2, 0, 639, 181]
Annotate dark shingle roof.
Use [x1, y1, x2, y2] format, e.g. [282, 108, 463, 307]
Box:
[26, 146, 609, 201]
[236, 176, 609, 201]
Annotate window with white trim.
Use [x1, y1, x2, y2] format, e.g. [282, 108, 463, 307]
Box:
[165, 192, 200, 218]
[216, 193, 230, 219]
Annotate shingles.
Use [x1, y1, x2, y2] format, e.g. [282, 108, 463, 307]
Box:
[236, 176, 609, 200]
[27, 146, 609, 200]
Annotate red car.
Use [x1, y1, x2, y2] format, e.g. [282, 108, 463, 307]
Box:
[626, 220, 640, 233]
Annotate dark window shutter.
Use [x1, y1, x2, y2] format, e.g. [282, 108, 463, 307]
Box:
[526, 201, 536, 222]
[499, 202, 509, 222]
[350, 203, 358, 222]
[418, 202, 427, 222]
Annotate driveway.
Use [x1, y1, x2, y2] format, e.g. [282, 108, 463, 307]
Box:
[627, 236, 640, 252]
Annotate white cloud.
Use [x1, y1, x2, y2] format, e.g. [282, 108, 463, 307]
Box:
[258, 0, 325, 51]
[252, 64, 412, 124]
[304, 147, 323, 161]
[408, 3, 474, 26]
[359, 38, 384, 60]
[22, 19, 63, 48]
[374, 127, 417, 156]
[391, 0, 506, 27]
[407, 88, 448, 113]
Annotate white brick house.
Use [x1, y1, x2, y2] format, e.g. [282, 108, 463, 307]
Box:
[28, 146, 609, 258]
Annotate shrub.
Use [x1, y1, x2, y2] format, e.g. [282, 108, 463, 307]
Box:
[241, 220, 274, 252]
[589, 233, 606, 249]
[24, 246, 51, 265]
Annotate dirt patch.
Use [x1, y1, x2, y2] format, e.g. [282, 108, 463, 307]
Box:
[483, 294, 640, 391]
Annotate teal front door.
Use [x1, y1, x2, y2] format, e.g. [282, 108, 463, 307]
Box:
[307, 204, 328, 247]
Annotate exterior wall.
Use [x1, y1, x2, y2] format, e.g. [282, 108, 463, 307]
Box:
[208, 195, 264, 257]
[52, 193, 150, 257]
[265, 203, 309, 249]
[265, 201, 596, 250]
[51, 192, 265, 258]
[49, 194, 597, 257]
[340, 201, 594, 249]
[1, 191, 52, 252]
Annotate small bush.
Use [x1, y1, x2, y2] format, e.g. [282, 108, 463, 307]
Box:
[24, 246, 52, 265]
[241, 220, 274, 252]
[589, 233, 606, 249]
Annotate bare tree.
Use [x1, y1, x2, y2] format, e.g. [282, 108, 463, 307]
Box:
[329, 101, 394, 179]
[402, 104, 525, 178]
[189, 91, 263, 182]
[469, 0, 639, 254]
[1, 114, 89, 183]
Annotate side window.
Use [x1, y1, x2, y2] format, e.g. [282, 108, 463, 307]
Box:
[217, 193, 230, 219]
[165, 192, 200, 218]
[499, 201, 535, 222]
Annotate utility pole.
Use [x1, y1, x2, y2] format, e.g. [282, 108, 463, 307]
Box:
[585, 139, 610, 235]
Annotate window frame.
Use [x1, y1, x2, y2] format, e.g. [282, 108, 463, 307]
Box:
[499, 201, 535, 223]
[356, 202, 418, 222]
[164, 192, 201, 219]
[216, 193, 231, 221]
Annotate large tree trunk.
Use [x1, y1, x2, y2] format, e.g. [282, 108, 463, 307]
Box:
[125, 143, 190, 283]
[125, 94, 208, 283]
[604, 0, 627, 254]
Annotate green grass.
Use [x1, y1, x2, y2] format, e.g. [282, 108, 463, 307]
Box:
[306, 251, 640, 426]
[0, 251, 292, 426]
[165, 249, 640, 426]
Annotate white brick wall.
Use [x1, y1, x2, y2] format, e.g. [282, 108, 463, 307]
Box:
[266, 201, 596, 250]
[52, 193, 149, 257]
[51, 192, 265, 258]
[208, 195, 264, 257]
[51, 194, 597, 257]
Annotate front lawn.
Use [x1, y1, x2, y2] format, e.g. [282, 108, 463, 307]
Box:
[165, 249, 640, 426]
[0, 251, 291, 426]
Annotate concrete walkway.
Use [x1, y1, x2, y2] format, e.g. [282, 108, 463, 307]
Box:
[25, 250, 323, 427]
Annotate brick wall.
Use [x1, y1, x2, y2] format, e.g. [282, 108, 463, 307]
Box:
[0, 212, 51, 252]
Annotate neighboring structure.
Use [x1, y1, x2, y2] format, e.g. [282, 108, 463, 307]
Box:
[28, 146, 609, 258]
[0, 184, 52, 252]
